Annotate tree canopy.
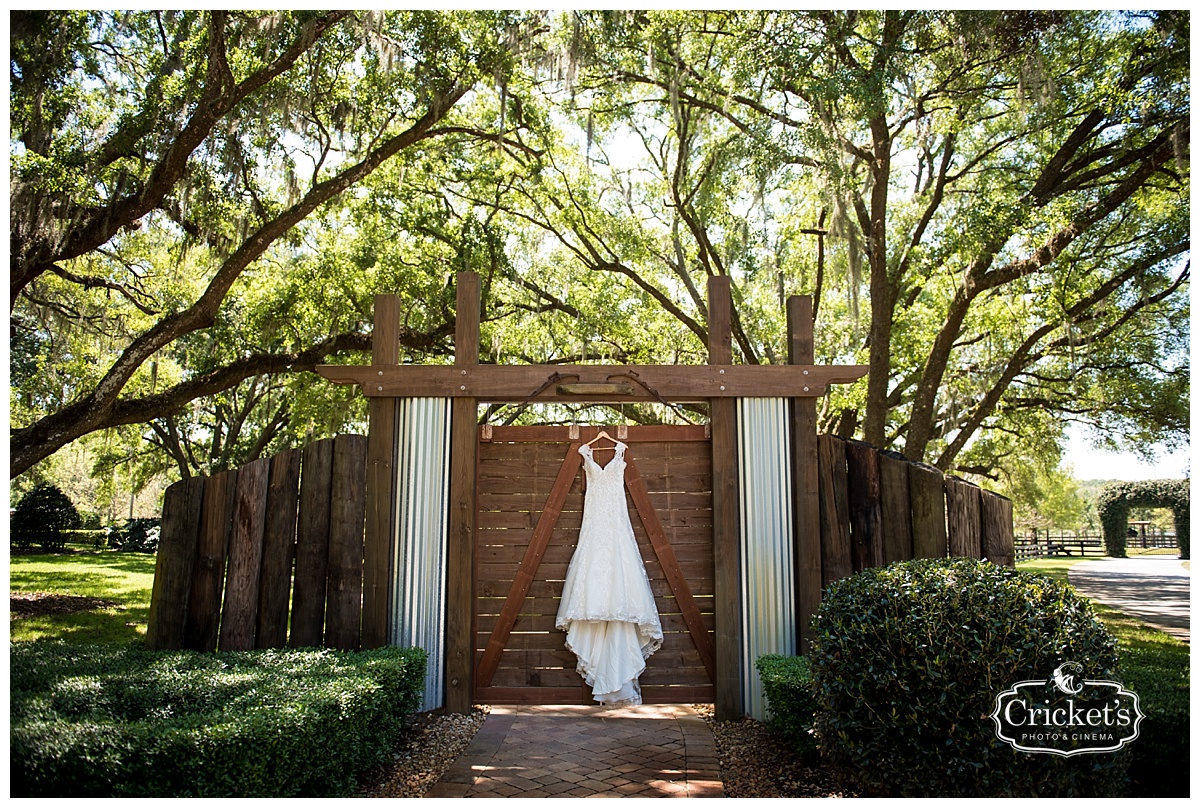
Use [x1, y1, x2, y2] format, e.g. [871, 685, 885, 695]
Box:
[9, 10, 1189, 513]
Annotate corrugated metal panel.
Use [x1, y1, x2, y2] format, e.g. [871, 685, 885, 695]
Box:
[389, 397, 451, 712]
[737, 397, 796, 720]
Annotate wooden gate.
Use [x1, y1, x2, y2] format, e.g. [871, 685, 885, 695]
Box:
[473, 424, 716, 704]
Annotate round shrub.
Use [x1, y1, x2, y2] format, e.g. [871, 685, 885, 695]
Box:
[810, 557, 1126, 797]
[11, 484, 81, 551]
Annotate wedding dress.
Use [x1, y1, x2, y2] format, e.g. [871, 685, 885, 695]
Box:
[556, 441, 663, 705]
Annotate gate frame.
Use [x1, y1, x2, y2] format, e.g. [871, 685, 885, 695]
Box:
[318, 271, 868, 719]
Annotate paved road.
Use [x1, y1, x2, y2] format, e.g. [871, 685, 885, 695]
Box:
[1067, 556, 1190, 643]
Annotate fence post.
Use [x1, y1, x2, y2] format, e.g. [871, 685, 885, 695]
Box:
[817, 434, 853, 584]
[945, 476, 982, 559]
[980, 490, 1015, 566]
[879, 451, 913, 564]
[787, 295, 821, 654]
[256, 448, 301, 648]
[218, 457, 271, 652]
[291, 439, 334, 648]
[184, 470, 236, 652]
[845, 440, 883, 572]
[908, 462, 947, 559]
[325, 434, 368, 650]
[146, 476, 206, 651]
[363, 294, 400, 650]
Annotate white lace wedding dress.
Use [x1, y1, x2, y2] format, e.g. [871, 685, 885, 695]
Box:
[556, 441, 663, 705]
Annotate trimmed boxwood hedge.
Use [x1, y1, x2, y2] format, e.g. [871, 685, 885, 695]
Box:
[756, 654, 818, 757]
[10, 641, 427, 797]
[809, 558, 1128, 797]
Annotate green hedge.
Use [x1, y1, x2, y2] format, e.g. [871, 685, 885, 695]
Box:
[1097, 479, 1189, 559]
[1118, 627, 1191, 797]
[10, 641, 427, 797]
[810, 558, 1126, 797]
[756, 654, 818, 757]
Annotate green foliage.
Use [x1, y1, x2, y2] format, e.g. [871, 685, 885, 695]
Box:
[755, 655, 818, 757]
[810, 558, 1126, 797]
[10, 642, 427, 797]
[12, 483, 82, 551]
[1097, 480, 1190, 559]
[110, 518, 162, 553]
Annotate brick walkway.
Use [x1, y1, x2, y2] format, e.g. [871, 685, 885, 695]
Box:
[425, 704, 723, 798]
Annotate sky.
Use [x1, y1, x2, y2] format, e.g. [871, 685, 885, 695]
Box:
[1061, 424, 1190, 482]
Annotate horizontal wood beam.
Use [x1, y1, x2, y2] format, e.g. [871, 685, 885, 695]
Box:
[316, 363, 868, 401]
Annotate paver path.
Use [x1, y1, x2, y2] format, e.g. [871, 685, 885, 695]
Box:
[426, 704, 723, 798]
[1068, 556, 1190, 643]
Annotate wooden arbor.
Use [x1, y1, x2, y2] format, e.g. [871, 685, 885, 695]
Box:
[318, 271, 867, 719]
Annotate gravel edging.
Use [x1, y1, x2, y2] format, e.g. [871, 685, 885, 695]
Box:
[359, 703, 856, 798]
[693, 704, 857, 798]
[357, 706, 490, 798]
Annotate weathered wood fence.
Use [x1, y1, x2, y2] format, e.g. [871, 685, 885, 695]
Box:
[148, 429, 1013, 655]
[815, 435, 1015, 585]
[145, 435, 367, 652]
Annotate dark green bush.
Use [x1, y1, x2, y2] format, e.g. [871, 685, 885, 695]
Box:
[111, 517, 162, 552]
[810, 557, 1127, 797]
[10, 641, 427, 797]
[11, 483, 81, 551]
[756, 654, 818, 757]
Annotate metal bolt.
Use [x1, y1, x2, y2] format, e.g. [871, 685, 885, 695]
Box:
[803, 386, 810, 392]
[719, 368, 726, 374]
[803, 369, 809, 376]
[377, 385, 383, 392]
[460, 385, 467, 391]
[378, 370, 384, 376]
[719, 385, 726, 391]
[461, 369, 467, 375]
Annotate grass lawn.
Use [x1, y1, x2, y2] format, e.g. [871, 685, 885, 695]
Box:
[9, 550, 157, 644]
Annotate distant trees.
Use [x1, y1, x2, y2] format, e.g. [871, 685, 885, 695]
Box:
[11, 11, 1188, 509]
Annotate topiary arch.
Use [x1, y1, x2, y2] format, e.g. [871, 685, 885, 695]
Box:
[1097, 479, 1190, 559]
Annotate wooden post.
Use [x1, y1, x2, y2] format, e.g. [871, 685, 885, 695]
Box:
[256, 448, 300, 649]
[290, 439, 334, 648]
[844, 440, 884, 572]
[879, 451, 913, 564]
[908, 462, 947, 559]
[219, 457, 270, 652]
[709, 275, 742, 721]
[817, 434, 853, 585]
[146, 476, 206, 650]
[326, 434, 368, 649]
[787, 295, 821, 653]
[185, 470, 236, 652]
[363, 294, 400, 649]
[446, 271, 480, 714]
[980, 490, 1015, 567]
[945, 476, 982, 559]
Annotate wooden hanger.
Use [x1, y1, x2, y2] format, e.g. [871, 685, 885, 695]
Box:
[584, 429, 618, 452]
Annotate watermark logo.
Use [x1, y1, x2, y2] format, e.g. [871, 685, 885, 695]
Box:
[991, 662, 1144, 756]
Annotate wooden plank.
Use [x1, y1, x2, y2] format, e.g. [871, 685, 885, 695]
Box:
[474, 685, 715, 705]
[788, 295, 822, 654]
[318, 362, 871, 400]
[447, 270, 480, 714]
[909, 462, 947, 559]
[476, 442, 583, 688]
[290, 439, 333, 648]
[709, 275, 742, 721]
[980, 490, 1015, 566]
[945, 476, 982, 559]
[146, 476, 206, 651]
[625, 453, 717, 683]
[363, 293, 400, 650]
[845, 440, 884, 572]
[325, 435, 368, 650]
[879, 451, 914, 564]
[817, 435, 853, 586]
[481, 424, 712, 443]
[256, 449, 300, 649]
[184, 470, 236, 652]
[218, 458, 270, 652]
